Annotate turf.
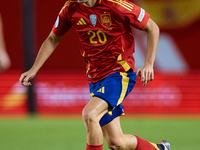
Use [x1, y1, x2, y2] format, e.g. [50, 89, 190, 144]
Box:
[0, 117, 199, 150]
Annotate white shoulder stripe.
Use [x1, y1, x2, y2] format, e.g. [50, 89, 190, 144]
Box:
[137, 8, 145, 22]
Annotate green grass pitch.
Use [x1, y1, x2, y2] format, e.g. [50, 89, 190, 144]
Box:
[0, 117, 199, 150]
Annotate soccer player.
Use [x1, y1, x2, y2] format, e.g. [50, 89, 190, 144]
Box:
[19, 0, 171, 150]
[0, 14, 11, 73]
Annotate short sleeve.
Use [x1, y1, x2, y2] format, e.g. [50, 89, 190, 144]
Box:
[118, 2, 150, 30]
[52, 6, 72, 36]
[130, 5, 150, 30]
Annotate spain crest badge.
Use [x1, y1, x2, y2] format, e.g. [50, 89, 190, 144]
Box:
[100, 12, 112, 28]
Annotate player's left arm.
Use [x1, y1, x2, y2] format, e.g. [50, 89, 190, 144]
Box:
[136, 18, 160, 86]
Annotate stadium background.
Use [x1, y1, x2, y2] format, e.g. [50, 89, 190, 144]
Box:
[0, 0, 200, 149]
[0, 0, 199, 115]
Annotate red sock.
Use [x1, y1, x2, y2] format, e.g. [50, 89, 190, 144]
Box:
[86, 144, 103, 150]
[135, 135, 159, 150]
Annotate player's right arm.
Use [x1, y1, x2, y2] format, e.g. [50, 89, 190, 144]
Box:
[0, 14, 11, 73]
[19, 32, 63, 86]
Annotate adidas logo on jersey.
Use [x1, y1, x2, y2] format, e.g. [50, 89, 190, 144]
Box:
[77, 18, 87, 25]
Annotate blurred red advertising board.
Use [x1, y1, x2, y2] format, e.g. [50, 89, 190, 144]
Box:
[0, 71, 28, 114]
[0, 70, 199, 115]
[34, 70, 200, 114]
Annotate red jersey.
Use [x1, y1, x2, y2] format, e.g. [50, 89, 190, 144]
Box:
[52, 0, 150, 83]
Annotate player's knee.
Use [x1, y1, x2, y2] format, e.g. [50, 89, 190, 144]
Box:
[82, 107, 97, 125]
[106, 138, 125, 150]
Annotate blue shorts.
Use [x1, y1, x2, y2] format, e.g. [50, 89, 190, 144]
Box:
[89, 70, 136, 127]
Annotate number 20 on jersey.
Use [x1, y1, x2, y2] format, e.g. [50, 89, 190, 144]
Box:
[87, 30, 107, 44]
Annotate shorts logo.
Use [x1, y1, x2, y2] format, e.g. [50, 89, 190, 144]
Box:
[97, 86, 105, 93]
[101, 12, 112, 28]
[90, 14, 97, 27]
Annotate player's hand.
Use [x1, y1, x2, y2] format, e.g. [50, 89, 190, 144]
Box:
[136, 64, 154, 87]
[19, 70, 36, 86]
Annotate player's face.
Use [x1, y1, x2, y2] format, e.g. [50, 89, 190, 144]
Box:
[78, 0, 97, 7]
[77, 0, 88, 3]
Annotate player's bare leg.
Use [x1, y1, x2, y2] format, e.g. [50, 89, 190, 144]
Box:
[102, 116, 137, 150]
[102, 117, 165, 150]
[82, 97, 108, 146]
